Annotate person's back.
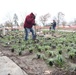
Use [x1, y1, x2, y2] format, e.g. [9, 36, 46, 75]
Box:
[23, 12, 36, 40]
[24, 13, 35, 28]
[52, 20, 56, 30]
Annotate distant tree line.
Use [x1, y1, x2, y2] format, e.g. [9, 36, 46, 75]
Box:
[0, 12, 76, 28]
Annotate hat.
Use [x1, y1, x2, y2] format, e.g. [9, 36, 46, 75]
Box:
[30, 12, 34, 15]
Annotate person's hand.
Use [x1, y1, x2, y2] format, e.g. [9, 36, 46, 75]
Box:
[33, 23, 36, 26]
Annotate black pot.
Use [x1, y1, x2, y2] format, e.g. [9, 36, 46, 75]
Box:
[29, 50, 33, 53]
[19, 51, 22, 55]
[52, 45, 56, 49]
[38, 49, 41, 52]
[37, 54, 41, 59]
[11, 48, 14, 52]
[49, 61, 53, 66]
[69, 55, 73, 59]
[59, 50, 62, 54]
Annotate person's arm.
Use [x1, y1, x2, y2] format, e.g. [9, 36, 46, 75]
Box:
[26, 14, 36, 25]
[32, 19, 36, 25]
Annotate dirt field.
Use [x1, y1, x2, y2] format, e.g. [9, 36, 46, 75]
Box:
[0, 42, 76, 75]
[0, 30, 76, 75]
[0, 43, 54, 75]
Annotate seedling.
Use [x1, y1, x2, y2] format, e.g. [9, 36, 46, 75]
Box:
[58, 50, 62, 54]
[37, 53, 41, 59]
[47, 58, 54, 66]
[19, 51, 22, 55]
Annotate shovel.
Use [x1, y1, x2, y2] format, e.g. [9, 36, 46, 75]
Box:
[34, 25, 37, 40]
[33, 25, 40, 43]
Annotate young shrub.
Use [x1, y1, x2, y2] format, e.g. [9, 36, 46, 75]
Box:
[36, 53, 45, 59]
[66, 47, 73, 52]
[47, 58, 55, 66]
[11, 45, 17, 52]
[46, 50, 56, 57]
[21, 45, 25, 51]
[29, 47, 34, 53]
[36, 53, 41, 59]
[44, 45, 50, 51]
[58, 50, 62, 55]
[54, 55, 65, 67]
[51, 30, 55, 36]
[68, 51, 76, 59]
[51, 44, 56, 49]
[18, 49, 22, 56]
[37, 46, 42, 52]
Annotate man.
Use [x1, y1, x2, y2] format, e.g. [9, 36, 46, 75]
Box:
[24, 12, 36, 40]
[52, 20, 56, 30]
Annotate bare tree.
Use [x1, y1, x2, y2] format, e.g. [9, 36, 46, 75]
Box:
[4, 13, 13, 26]
[13, 13, 19, 26]
[6, 13, 12, 23]
[39, 13, 51, 26]
[4, 21, 13, 28]
[62, 21, 67, 27]
[1, 14, 13, 35]
[57, 12, 64, 25]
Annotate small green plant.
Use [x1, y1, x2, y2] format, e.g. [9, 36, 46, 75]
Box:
[21, 45, 25, 51]
[51, 30, 55, 36]
[54, 55, 65, 67]
[68, 51, 76, 59]
[37, 46, 43, 52]
[46, 50, 56, 57]
[57, 44, 63, 49]
[36, 53, 45, 59]
[29, 47, 34, 53]
[47, 58, 55, 66]
[44, 45, 50, 51]
[36, 53, 41, 59]
[58, 50, 62, 55]
[19, 50, 22, 55]
[11, 44, 19, 52]
[51, 44, 56, 49]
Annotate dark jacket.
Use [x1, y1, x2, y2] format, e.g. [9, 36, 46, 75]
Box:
[53, 21, 56, 27]
[24, 13, 35, 28]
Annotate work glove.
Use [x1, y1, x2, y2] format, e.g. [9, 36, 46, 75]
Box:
[33, 15, 36, 19]
[33, 23, 36, 26]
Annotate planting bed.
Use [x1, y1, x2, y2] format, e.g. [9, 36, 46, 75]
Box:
[0, 30, 76, 75]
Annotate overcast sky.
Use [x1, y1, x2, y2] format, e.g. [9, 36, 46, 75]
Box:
[0, 0, 76, 24]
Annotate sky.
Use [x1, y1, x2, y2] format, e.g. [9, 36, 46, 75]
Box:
[0, 0, 76, 24]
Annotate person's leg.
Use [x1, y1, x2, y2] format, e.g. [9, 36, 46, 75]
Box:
[52, 26, 54, 30]
[53, 26, 55, 30]
[54, 26, 56, 30]
[30, 28, 36, 40]
[24, 28, 29, 40]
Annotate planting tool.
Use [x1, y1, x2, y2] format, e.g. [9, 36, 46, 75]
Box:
[34, 25, 37, 40]
[33, 25, 40, 43]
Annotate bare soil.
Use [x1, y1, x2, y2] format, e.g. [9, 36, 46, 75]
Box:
[0, 43, 76, 75]
[0, 31, 76, 75]
[0, 43, 53, 75]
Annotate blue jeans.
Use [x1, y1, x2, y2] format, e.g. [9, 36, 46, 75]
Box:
[24, 28, 35, 40]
